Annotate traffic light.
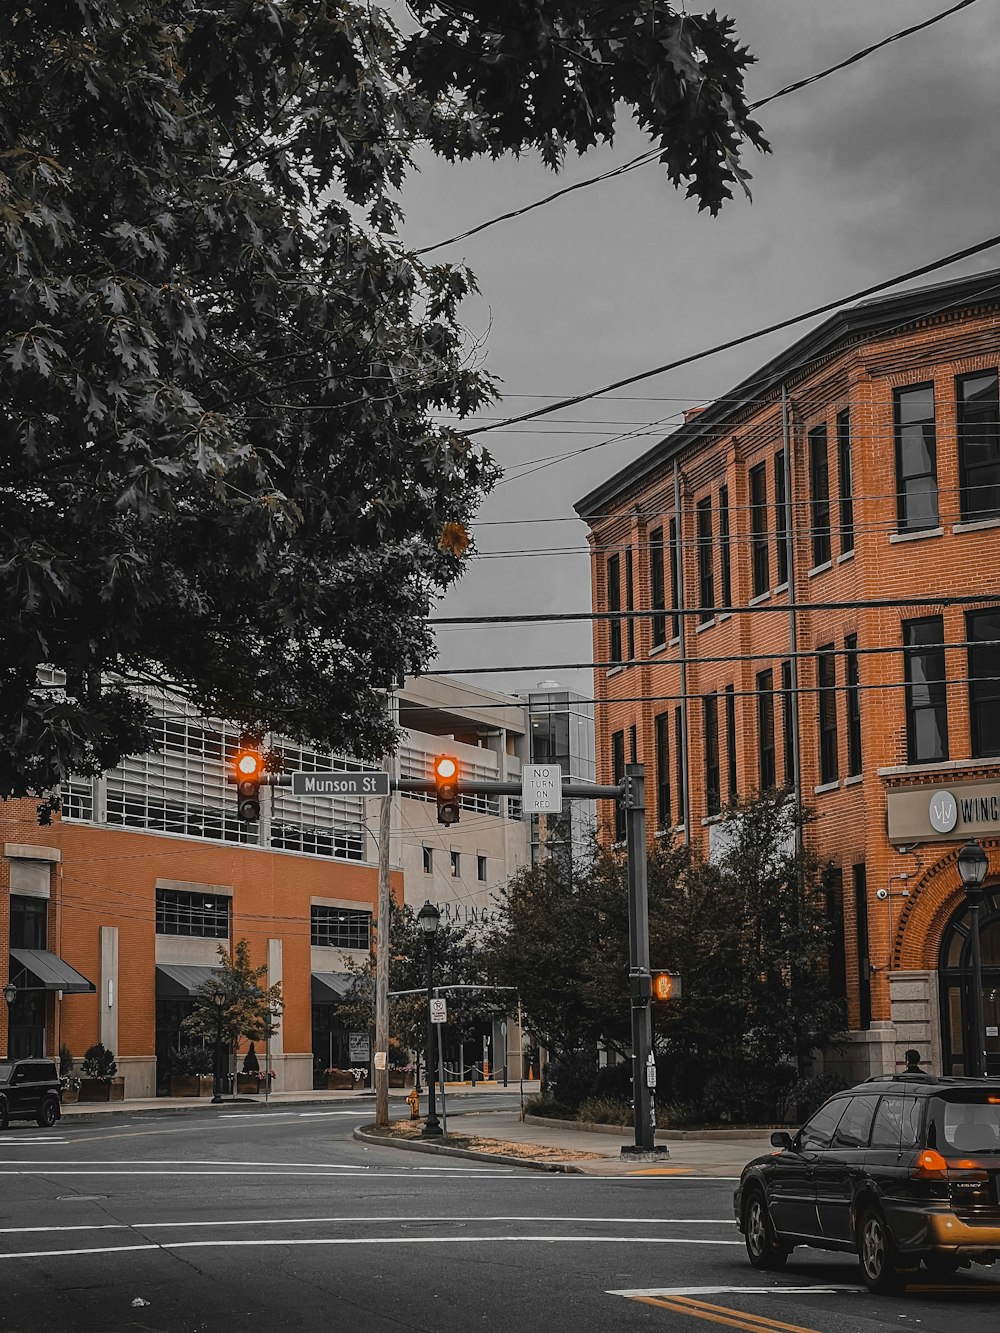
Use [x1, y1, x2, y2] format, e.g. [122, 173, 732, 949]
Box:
[433, 754, 460, 825]
[234, 747, 264, 822]
[651, 971, 681, 1003]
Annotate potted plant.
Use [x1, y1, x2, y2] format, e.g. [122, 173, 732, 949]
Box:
[59, 1044, 81, 1104]
[79, 1042, 125, 1101]
[324, 1067, 355, 1090]
[169, 1045, 214, 1097]
[236, 1043, 261, 1095]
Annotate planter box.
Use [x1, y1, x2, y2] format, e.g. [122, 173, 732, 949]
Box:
[169, 1075, 215, 1098]
[388, 1070, 414, 1088]
[325, 1070, 356, 1091]
[60, 1086, 80, 1104]
[236, 1075, 262, 1095]
[79, 1077, 125, 1103]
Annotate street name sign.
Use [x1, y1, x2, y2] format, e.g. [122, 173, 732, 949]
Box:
[430, 997, 448, 1024]
[291, 770, 390, 797]
[521, 763, 562, 814]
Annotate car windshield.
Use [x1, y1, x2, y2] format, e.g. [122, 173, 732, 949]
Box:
[929, 1093, 1000, 1154]
[0, 1063, 12, 1084]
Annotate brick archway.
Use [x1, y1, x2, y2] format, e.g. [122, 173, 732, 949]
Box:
[891, 841, 1000, 970]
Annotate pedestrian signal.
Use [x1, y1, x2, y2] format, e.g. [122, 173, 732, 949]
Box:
[651, 971, 681, 1002]
[434, 754, 460, 825]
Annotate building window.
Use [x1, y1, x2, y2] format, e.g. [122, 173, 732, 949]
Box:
[749, 462, 769, 596]
[607, 553, 622, 663]
[824, 866, 847, 1004]
[817, 646, 839, 784]
[845, 634, 862, 777]
[649, 525, 667, 647]
[311, 905, 371, 950]
[703, 693, 720, 817]
[477, 855, 487, 883]
[611, 729, 626, 842]
[895, 383, 939, 532]
[450, 850, 461, 877]
[903, 616, 948, 763]
[422, 845, 433, 874]
[625, 544, 635, 660]
[781, 659, 795, 788]
[628, 723, 637, 764]
[837, 409, 854, 554]
[957, 371, 1000, 521]
[809, 424, 831, 567]
[718, 485, 731, 609]
[669, 516, 680, 639]
[10, 896, 47, 950]
[696, 496, 714, 621]
[155, 888, 230, 939]
[853, 864, 872, 1030]
[725, 684, 737, 802]
[773, 450, 788, 586]
[654, 712, 670, 829]
[674, 707, 684, 827]
[968, 607, 1000, 758]
[757, 669, 775, 791]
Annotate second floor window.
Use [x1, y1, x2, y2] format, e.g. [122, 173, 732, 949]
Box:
[749, 462, 769, 596]
[625, 545, 635, 659]
[704, 693, 720, 817]
[725, 683, 737, 801]
[607, 553, 622, 663]
[477, 855, 487, 882]
[837, 409, 855, 554]
[845, 634, 862, 777]
[156, 888, 230, 939]
[903, 616, 948, 763]
[809, 425, 831, 567]
[674, 707, 685, 827]
[10, 896, 47, 950]
[654, 711, 670, 829]
[450, 850, 461, 877]
[781, 659, 795, 787]
[649, 525, 667, 647]
[669, 517, 681, 639]
[311, 905, 371, 950]
[422, 845, 433, 874]
[817, 646, 839, 784]
[957, 371, 1000, 522]
[611, 729, 626, 841]
[895, 383, 939, 532]
[719, 486, 732, 609]
[774, 450, 788, 586]
[697, 497, 714, 621]
[968, 608, 1000, 758]
[757, 669, 775, 791]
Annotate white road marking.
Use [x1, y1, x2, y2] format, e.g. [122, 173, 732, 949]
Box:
[0, 1158, 370, 1168]
[0, 1235, 745, 1261]
[609, 1285, 863, 1298]
[0, 1138, 70, 1145]
[0, 1215, 736, 1235]
[0, 1169, 515, 1178]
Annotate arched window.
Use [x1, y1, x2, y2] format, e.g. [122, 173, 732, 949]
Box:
[938, 887, 1000, 1077]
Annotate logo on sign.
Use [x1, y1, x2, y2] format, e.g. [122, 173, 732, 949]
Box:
[929, 790, 958, 834]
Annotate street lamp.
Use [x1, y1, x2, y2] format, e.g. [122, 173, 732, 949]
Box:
[417, 900, 442, 1138]
[2, 982, 15, 1058]
[957, 840, 989, 1077]
[211, 990, 227, 1104]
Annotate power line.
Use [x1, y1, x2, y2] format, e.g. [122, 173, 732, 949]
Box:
[415, 0, 982, 256]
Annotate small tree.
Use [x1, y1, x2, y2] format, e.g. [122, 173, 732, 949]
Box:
[242, 1043, 260, 1075]
[81, 1042, 117, 1082]
[182, 940, 283, 1057]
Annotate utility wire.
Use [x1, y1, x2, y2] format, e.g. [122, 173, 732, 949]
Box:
[416, 0, 982, 256]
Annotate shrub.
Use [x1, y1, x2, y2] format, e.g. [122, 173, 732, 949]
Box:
[524, 1094, 576, 1120]
[58, 1044, 73, 1077]
[542, 1049, 598, 1109]
[81, 1042, 117, 1082]
[657, 1100, 704, 1129]
[387, 1040, 409, 1069]
[785, 1071, 850, 1123]
[170, 1045, 213, 1077]
[242, 1043, 260, 1074]
[578, 1095, 632, 1126]
[594, 1062, 633, 1102]
[700, 1061, 796, 1125]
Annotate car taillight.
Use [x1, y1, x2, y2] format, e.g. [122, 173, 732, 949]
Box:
[911, 1149, 988, 1182]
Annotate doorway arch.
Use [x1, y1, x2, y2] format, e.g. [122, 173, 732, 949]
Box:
[938, 886, 1000, 1076]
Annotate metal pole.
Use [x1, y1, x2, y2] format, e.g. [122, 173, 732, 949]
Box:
[518, 996, 525, 1121]
[968, 889, 986, 1077]
[673, 462, 691, 844]
[374, 789, 392, 1128]
[264, 1014, 270, 1106]
[212, 1007, 223, 1104]
[436, 1014, 448, 1136]
[424, 935, 441, 1136]
[625, 763, 654, 1151]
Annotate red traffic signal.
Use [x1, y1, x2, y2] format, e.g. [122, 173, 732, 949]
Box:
[233, 748, 264, 822]
[434, 754, 460, 825]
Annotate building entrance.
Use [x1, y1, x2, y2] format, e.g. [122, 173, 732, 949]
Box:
[938, 886, 1000, 1076]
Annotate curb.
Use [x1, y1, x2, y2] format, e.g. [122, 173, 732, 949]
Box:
[61, 1094, 373, 1122]
[523, 1114, 776, 1143]
[353, 1125, 583, 1174]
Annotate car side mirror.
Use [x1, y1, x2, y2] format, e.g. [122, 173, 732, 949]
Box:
[770, 1131, 794, 1150]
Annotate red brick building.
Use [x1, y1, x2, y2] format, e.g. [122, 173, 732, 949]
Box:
[576, 269, 1000, 1080]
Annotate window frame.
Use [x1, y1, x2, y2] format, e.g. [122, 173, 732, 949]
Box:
[903, 615, 949, 764]
[725, 683, 737, 803]
[310, 904, 371, 950]
[809, 423, 831, 567]
[607, 552, 622, 663]
[781, 659, 795, 787]
[957, 370, 1000, 522]
[649, 525, 667, 648]
[718, 485, 731, 609]
[669, 517, 681, 640]
[967, 607, 1000, 759]
[696, 496, 714, 622]
[845, 634, 862, 777]
[155, 887, 231, 939]
[757, 668, 775, 791]
[654, 711, 670, 830]
[837, 408, 854, 555]
[894, 382, 939, 533]
[703, 692, 720, 817]
[817, 645, 839, 784]
[773, 450, 788, 587]
[611, 729, 626, 842]
[749, 462, 769, 597]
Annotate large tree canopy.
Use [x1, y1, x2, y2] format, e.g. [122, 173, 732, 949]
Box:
[0, 1, 764, 800]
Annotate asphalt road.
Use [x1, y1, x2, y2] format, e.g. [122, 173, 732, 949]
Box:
[1, 1100, 999, 1333]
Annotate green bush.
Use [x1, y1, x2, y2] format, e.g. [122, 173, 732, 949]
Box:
[58, 1044, 73, 1077]
[242, 1043, 260, 1074]
[542, 1050, 598, 1109]
[700, 1061, 796, 1125]
[81, 1042, 117, 1082]
[785, 1071, 849, 1123]
[169, 1045, 213, 1077]
[524, 1095, 576, 1120]
[657, 1100, 704, 1129]
[594, 1062, 632, 1102]
[578, 1096, 632, 1126]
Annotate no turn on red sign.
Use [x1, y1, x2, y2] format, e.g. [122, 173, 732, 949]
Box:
[521, 764, 562, 814]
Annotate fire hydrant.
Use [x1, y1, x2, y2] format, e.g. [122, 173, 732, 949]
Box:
[406, 1087, 420, 1120]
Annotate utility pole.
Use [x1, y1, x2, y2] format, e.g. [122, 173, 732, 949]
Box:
[374, 788, 392, 1127]
[624, 763, 654, 1151]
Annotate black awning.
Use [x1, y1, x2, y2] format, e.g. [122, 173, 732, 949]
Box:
[311, 972, 353, 1004]
[8, 948, 95, 995]
[155, 964, 223, 999]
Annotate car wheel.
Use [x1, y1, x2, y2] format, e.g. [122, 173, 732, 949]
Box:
[743, 1187, 790, 1271]
[858, 1208, 904, 1293]
[36, 1098, 58, 1129]
[923, 1254, 963, 1278]
[0, 1100, 7, 1132]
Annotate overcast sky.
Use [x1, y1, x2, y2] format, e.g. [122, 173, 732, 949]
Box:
[396, 0, 999, 703]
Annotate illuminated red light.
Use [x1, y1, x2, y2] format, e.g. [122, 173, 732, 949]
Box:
[235, 750, 263, 777]
[434, 756, 458, 781]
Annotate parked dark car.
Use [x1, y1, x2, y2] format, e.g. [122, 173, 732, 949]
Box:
[0, 1059, 62, 1130]
[734, 1073, 1000, 1292]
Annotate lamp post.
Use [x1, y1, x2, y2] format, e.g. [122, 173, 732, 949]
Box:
[211, 990, 226, 1104]
[417, 900, 442, 1138]
[2, 982, 15, 1058]
[957, 840, 989, 1077]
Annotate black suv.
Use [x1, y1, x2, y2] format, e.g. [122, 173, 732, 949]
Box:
[0, 1059, 62, 1130]
[734, 1073, 1000, 1292]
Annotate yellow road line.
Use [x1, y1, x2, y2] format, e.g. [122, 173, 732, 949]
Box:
[634, 1294, 821, 1333]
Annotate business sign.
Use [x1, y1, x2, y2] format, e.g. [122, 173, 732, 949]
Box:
[349, 1032, 370, 1063]
[521, 764, 563, 814]
[887, 778, 1000, 844]
[291, 770, 390, 797]
[429, 997, 448, 1024]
